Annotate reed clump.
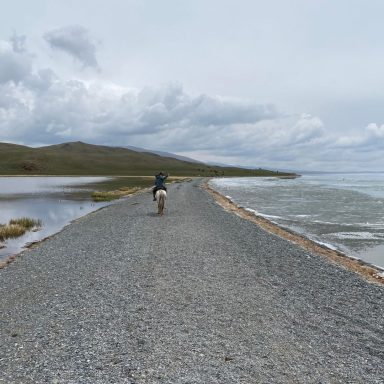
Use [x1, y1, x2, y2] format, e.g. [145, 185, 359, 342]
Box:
[9, 217, 42, 229]
[0, 224, 26, 241]
[92, 187, 141, 202]
[0, 217, 42, 241]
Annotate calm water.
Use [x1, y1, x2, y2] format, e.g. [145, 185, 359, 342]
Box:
[210, 173, 384, 269]
[0, 177, 115, 261]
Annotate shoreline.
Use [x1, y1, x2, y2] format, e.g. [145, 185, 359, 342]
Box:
[204, 180, 384, 285]
[0, 177, 191, 270]
[0, 203, 112, 269]
[0, 186, 152, 270]
[2, 175, 383, 285]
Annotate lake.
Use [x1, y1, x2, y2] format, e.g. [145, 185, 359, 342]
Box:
[0, 176, 151, 261]
[210, 173, 384, 270]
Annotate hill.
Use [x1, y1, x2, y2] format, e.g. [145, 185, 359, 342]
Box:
[125, 145, 203, 164]
[0, 141, 295, 177]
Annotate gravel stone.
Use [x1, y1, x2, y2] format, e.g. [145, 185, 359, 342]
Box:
[0, 179, 383, 383]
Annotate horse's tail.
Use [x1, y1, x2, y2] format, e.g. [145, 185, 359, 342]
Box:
[157, 190, 166, 215]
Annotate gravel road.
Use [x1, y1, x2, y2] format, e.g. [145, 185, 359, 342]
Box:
[0, 178, 383, 383]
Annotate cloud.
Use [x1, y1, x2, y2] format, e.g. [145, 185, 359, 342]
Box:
[0, 67, 285, 148]
[0, 58, 331, 170]
[366, 123, 384, 138]
[0, 44, 377, 172]
[1, 31, 383, 171]
[10, 32, 27, 53]
[44, 25, 99, 68]
[332, 123, 384, 151]
[0, 38, 32, 84]
[3, 63, 382, 171]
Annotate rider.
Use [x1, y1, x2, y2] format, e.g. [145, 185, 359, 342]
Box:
[153, 172, 169, 201]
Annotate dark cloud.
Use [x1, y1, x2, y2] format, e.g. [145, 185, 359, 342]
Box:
[44, 25, 98, 68]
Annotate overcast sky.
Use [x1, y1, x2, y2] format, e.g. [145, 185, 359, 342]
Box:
[1, 0, 383, 171]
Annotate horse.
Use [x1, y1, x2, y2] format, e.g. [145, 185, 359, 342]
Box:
[155, 189, 167, 215]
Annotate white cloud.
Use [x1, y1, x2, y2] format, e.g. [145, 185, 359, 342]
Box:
[44, 25, 99, 68]
[366, 123, 384, 138]
[0, 61, 295, 154]
[332, 123, 384, 151]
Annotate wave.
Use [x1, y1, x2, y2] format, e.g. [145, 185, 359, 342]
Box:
[209, 174, 384, 268]
[326, 232, 384, 240]
[244, 208, 283, 220]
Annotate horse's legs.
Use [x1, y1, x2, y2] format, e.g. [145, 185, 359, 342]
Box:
[157, 193, 165, 215]
[156, 191, 166, 215]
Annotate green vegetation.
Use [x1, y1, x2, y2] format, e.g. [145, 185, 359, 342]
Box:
[91, 177, 191, 201]
[0, 217, 41, 241]
[0, 141, 297, 177]
[9, 217, 42, 229]
[0, 224, 26, 240]
[92, 187, 141, 202]
[84, 176, 155, 192]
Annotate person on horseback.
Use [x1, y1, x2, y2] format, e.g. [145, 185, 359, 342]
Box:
[153, 172, 169, 201]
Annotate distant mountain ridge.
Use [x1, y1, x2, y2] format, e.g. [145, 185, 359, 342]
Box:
[0, 141, 295, 177]
[125, 145, 203, 164]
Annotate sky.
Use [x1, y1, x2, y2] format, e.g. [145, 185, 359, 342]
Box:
[1, 0, 384, 171]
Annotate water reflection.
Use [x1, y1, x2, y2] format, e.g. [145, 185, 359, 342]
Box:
[0, 177, 112, 261]
[0, 176, 109, 196]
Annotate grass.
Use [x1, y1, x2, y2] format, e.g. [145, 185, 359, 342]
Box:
[9, 217, 42, 229]
[84, 176, 154, 192]
[90, 177, 192, 202]
[0, 217, 42, 241]
[0, 141, 297, 177]
[0, 224, 26, 241]
[92, 187, 141, 202]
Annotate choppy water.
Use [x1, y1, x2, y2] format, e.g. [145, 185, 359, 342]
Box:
[210, 173, 384, 269]
[0, 177, 113, 261]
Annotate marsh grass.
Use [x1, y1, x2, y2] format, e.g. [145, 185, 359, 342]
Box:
[9, 217, 42, 229]
[91, 177, 191, 202]
[0, 217, 42, 241]
[92, 186, 141, 202]
[0, 224, 26, 241]
[169, 177, 192, 183]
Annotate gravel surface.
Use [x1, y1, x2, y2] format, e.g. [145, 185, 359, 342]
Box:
[0, 178, 383, 384]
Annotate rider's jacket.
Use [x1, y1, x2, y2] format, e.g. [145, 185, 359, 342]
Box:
[155, 174, 168, 188]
